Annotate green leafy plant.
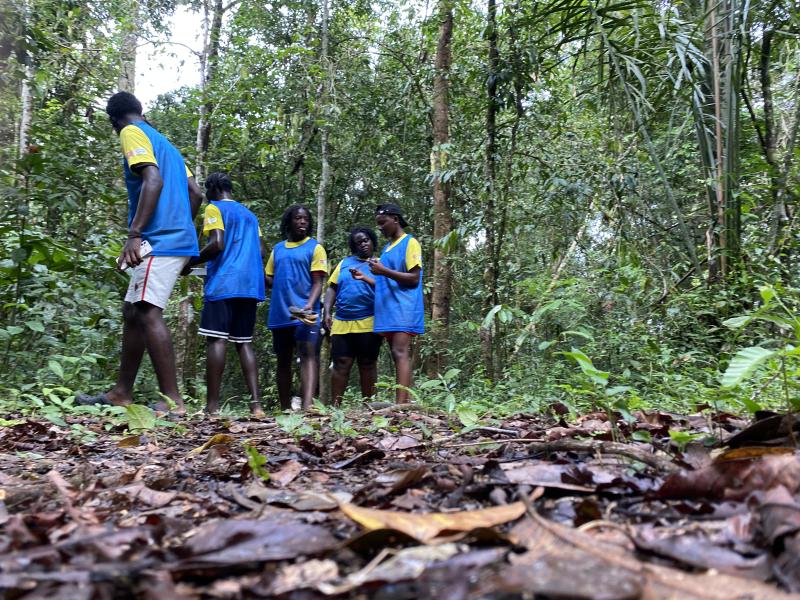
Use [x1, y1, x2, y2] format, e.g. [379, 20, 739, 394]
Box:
[244, 444, 270, 482]
[276, 413, 314, 437]
[721, 285, 800, 411]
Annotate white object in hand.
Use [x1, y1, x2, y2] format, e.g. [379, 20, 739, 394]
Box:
[119, 239, 153, 271]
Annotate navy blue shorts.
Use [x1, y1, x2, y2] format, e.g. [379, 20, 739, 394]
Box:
[271, 323, 321, 355]
[199, 298, 258, 343]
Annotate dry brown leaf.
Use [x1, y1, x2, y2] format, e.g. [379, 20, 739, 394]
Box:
[116, 483, 177, 508]
[340, 500, 527, 543]
[117, 435, 141, 448]
[270, 459, 305, 487]
[187, 433, 235, 456]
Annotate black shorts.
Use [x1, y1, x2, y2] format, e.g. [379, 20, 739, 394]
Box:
[331, 332, 383, 362]
[272, 323, 321, 355]
[199, 298, 258, 343]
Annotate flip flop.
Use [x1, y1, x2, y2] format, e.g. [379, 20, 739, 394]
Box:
[75, 392, 115, 406]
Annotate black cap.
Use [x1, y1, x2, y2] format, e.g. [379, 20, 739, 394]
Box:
[375, 203, 409, 227]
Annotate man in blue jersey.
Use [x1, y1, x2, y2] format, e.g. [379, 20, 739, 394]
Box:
[182, 173, 266, 417]
[369, 203, 424, 402]
[265, 205, 327, 410]
[77, 92, 202, 415]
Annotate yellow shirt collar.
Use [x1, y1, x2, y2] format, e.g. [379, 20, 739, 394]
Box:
[285, 236, 311, 248]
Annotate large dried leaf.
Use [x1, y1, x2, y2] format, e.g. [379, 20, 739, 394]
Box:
[180, 519, 337, 565]
[340, 501, 527, 543]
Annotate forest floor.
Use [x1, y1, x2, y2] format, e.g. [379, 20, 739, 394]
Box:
[1, 403, 799, 599]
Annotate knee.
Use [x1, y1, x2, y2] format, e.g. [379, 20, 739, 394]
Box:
[333, 358, 353, 375]
[358, 359, 377, 371]
[390, 345, 410, 361]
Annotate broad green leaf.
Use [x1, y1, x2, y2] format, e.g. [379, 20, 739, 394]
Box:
[481, 305, 503, 329]
[456, 405, 480, 428]
[631, 430, 652, 442]
[720, 346, 777, 388]
[722, 315, 751, 329]
[561, 349, 609, 387]
[126, 404, 156, 432]
[25, 321, 45, 333]
[48, 360, 64, 379]
[759, 286, 776, 304]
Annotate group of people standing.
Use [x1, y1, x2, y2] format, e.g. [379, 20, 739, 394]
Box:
[76, 92, 424, 417]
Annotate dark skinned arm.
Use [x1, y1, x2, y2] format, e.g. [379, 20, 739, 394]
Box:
[182, 229, 224, 275]
[303, 272, 325, 312]
[351, 269, 376, 286]
[188, 176, 204, 218]
[368, 259, 421, 287]
[120, 164, 163, 269]
[323, 284, 337, 330]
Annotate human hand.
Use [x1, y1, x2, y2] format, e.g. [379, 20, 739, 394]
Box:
[351, 267, 366, 280]
[119, 237, 142, 270]
[367, 258, 388, 275]
[324, 312, 333, 331]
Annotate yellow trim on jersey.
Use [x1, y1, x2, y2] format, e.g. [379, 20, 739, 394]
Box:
[186, 164, 193, 178]
[386, 234, 422, 270]
[264, 240, 327, 276]
[328, 260, 343, 286]
[120, 124, 157, 169]
[265, 251, 275, 276]
[202, 204, 225, 234]
[311, 244, 328, 273]
[331, 316, 375, 335]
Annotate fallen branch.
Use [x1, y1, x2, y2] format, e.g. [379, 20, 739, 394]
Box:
[440, 438, 677, 473]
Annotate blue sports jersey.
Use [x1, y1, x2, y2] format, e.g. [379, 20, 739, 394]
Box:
[205, 201, 265, 302]
[334, 256, 375, 321]
[268, 238, 322, 329]
[122, 121, 198, 256]
[374, 235, 425, 334]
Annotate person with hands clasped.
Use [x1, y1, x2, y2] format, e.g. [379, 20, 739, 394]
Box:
[371, 203, 424, 402]
[265, 205, 327, 410]
[323, 227, 382, 405]
[76, 92, 202, 416]
[182, 173, 266, 418]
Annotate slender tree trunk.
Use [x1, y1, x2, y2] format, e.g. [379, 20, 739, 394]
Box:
[316, 0, 332, 404]
[428, 0, 454, 378]
[117, 0, 138, 93]
[480, 0, 499, 380]
[18, 0, 33, 160]
[195, 0, 223, 182]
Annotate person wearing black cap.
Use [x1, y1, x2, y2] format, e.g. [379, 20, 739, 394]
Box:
[369, 203, 424, 402]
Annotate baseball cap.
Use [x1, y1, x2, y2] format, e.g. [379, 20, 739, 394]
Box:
[375, 203, 409, 227]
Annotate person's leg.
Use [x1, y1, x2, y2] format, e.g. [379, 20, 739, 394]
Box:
[235, 342, 263, 416]
[273, 328, 295, 410]
[356, 333, 381, 400]
[205, 337, 226, 414]
[330, 334, 354, 405]
[296, 324, 320, 409]
[331, 356, 354, 405]
[137, 301, 185, 412]
[388, 332, 413, 402]
[229, 299, 262, 416]
[105, 302, 145, 405]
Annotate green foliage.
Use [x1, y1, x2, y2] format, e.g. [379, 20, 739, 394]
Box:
[244, 444, 271, 482]
[276, 413, 314, 437]
[125, 405, 156, 433]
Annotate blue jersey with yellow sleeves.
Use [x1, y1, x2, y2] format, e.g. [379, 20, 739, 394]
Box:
[374, 234, 424, 334]
[120, 121, 198, 256]
[266, 238, 327, 329]
[330, 256, 375, 321]
[202, 200, 265, 302]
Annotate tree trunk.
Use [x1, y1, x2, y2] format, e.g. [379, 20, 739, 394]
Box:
[428, 0, 453, 378]
[18, 0, 33, 161]
[195, 0, 223, 182]
[480, 0, 499, 381]
[117, 0, 138, 93]
[316, 0, 332, 404]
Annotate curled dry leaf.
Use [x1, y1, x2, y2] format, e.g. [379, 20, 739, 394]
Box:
[340, 499, 528, 544]
[187, 433, 235, 456]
